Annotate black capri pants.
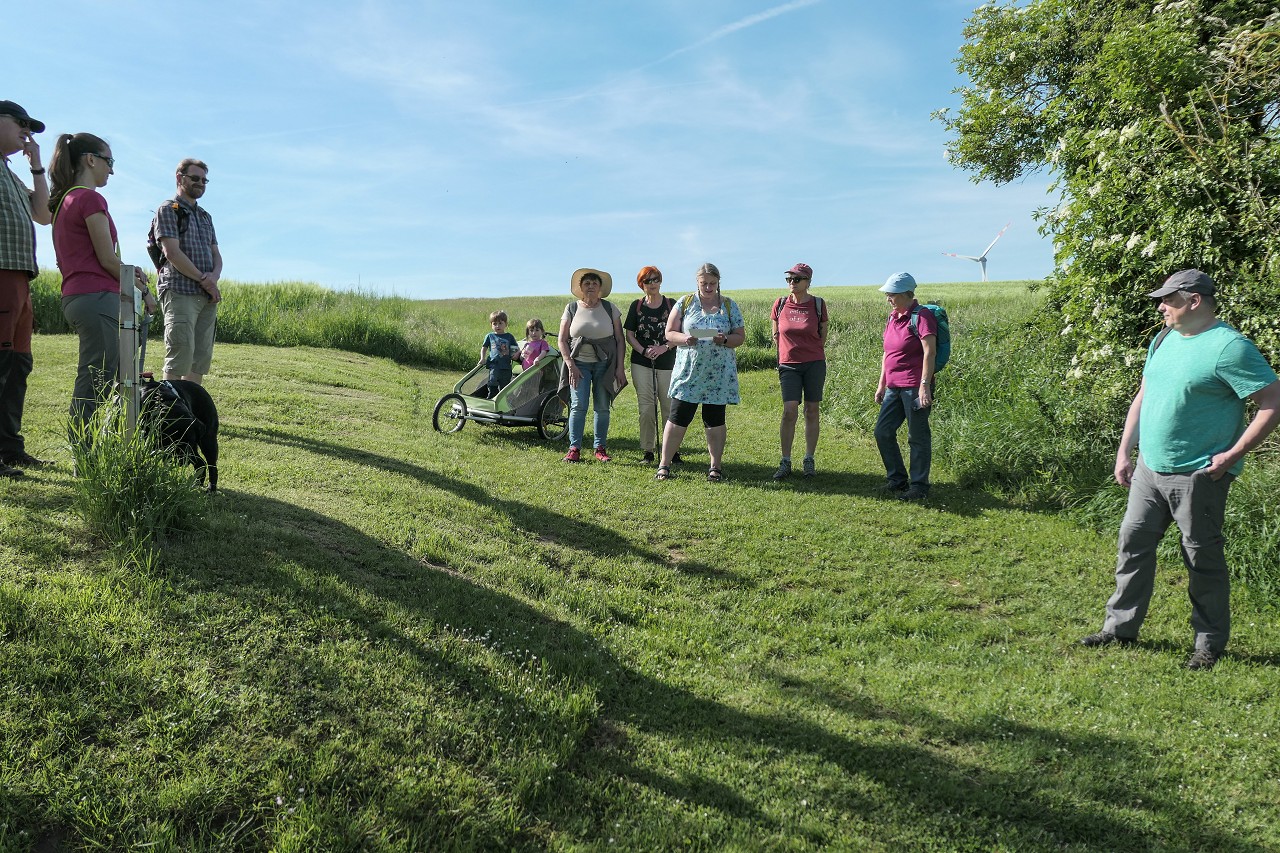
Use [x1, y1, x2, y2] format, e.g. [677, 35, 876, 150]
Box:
[669, 399, 726, 429]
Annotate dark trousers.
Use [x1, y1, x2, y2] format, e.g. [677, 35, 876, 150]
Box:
[0, 270, 34, 455]
[0, 351, 31, 456]
[874, 386, 932, 490]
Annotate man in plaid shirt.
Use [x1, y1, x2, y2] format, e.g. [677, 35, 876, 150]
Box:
[152, 158, 222, 383]
[0, 100, 52, 477]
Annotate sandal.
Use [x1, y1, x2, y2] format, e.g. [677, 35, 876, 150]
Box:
[707, 467, 725, 482]
[655, 465, 671, 481]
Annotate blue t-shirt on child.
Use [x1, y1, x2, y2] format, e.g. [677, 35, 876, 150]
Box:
[484, 332, 519, 370]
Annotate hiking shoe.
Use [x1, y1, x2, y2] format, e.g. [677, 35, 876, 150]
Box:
[563, 446, 581, 463]
[773, 459, 792, 481]
[1079, 630, 1136, 648]
[899, 486, 929, 501]
[1187, 649, 1220, 671]
[594, 447, 612, 462]
[2, 452, 52, 468]
[802, 457, 815, 478]
[0, 462, 23, 479]
[642, 451, 655, 463]
[671, 452, 683, 463]
[879, 481, 908, 495]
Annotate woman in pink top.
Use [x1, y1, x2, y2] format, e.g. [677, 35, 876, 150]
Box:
[874, 272, 937, 501]
[49, 132, 156, 431]
[770, 262, 828, 480]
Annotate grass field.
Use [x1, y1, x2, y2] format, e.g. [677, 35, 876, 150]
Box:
[2, 326, 1279, 850]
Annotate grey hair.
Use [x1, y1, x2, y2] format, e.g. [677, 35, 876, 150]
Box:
[696, 263, 720, 279]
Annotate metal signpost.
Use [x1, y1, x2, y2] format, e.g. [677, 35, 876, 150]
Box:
[118, 265, 140, 436]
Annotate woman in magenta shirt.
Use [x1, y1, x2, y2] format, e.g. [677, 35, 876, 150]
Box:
[49, 132, 155, 431]
[874, 272, 937, 501]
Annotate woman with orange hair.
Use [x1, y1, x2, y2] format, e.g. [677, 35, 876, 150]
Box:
[623, 265, 677, 463]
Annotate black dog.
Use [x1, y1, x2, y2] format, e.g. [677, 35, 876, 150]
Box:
[140, 377, 219, 491]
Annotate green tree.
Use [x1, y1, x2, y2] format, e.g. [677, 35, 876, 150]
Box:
[937, 0, 1280, 415]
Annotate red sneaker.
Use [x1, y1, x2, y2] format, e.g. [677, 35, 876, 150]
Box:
[594, 447, 612, 462]
[563, 446, 581, 463]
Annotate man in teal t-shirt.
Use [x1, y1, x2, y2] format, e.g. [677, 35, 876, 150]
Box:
[1081, 270, 1280, 670]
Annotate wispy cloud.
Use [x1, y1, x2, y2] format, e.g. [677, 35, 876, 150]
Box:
[652, 0, 824, 66]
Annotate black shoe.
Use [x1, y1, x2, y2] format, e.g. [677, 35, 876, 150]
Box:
[2, 452, 52, 468]
[642, 451, 655, 463]
[879, 481, 908, 495]
[0, 462, 23, 479]
[899, 486, 928, 501]
[1079, 630, 1136, 648]
[1187, 649, 1220, 671]
[671, 452, 683, 463]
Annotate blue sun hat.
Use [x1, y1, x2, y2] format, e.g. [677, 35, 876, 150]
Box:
[879, 272, 916, 293]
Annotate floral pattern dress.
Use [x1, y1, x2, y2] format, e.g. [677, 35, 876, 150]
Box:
[667, 295, 744, 405]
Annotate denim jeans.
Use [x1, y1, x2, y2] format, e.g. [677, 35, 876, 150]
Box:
[567, 359, 612, 450]
[874, 386, 931, 490]
[1104, 459, 1235, 652]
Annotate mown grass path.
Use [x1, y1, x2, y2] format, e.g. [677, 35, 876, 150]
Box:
[3, 336, 1278, 850]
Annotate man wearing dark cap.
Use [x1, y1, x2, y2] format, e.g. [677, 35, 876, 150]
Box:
[0, 101, 52, 478]
[1081, 269, 1280, 670]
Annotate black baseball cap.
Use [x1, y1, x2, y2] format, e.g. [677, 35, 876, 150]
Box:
[1147, 269, 1216, 298]
[0, 101, 45, 133]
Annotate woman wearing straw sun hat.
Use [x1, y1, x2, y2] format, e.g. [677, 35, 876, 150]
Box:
[557, 268, 627, 462]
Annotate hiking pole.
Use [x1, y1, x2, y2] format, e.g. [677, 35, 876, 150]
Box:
[651, 360, 660, 462]
[138, 311, 152, 377]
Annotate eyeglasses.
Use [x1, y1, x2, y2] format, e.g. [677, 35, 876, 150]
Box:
[1159, 291, 1195, 306]
[643, 277, 662, 284]
[6, 116, 31, 131]
[182, 174, 209, 184]
[785, 276, 809, 284]
[92, 153, 115, 167]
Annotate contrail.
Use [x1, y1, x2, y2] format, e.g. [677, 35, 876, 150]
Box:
[652, 0, 824, 66]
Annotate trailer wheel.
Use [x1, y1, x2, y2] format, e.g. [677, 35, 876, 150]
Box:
[432, 394, 468, 433]
[536, 394, 568, 441]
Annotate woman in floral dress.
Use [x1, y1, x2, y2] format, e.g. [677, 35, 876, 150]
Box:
[655, 263, 745, 482]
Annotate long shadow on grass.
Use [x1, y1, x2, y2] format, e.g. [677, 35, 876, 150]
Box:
[149, 492, 1258, 850]
[224, 424, 734, 582]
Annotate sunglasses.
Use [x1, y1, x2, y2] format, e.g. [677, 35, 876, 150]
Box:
[785, 276, 809, 284]
[182, 174, 210, 184]
[643, 277, 662, 284]
[92, 153, 115, 167]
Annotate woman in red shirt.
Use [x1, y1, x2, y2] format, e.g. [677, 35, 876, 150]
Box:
[771, 263, 828, 480]
[49, 132, 155, 432]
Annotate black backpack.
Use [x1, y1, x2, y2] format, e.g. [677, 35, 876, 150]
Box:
[146, 202, 190, 271]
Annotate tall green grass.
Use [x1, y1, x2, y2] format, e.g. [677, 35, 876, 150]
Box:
[68, 401, 209, 570]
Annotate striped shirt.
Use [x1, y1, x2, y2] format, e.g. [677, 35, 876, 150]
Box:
[153, 196, 217, 296]
[0, 159, 37, 277]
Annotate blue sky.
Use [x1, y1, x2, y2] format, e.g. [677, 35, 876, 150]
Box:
[8, 0, 1054, 299]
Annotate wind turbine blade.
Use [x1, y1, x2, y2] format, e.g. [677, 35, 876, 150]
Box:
[942, 252, 983, 262]
[981, 221, 1012, 258]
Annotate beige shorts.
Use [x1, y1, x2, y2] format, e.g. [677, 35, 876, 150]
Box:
[161, 290, 217, 376]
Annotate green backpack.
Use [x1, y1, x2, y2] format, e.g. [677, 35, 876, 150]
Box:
[909, 303, 951, 371]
